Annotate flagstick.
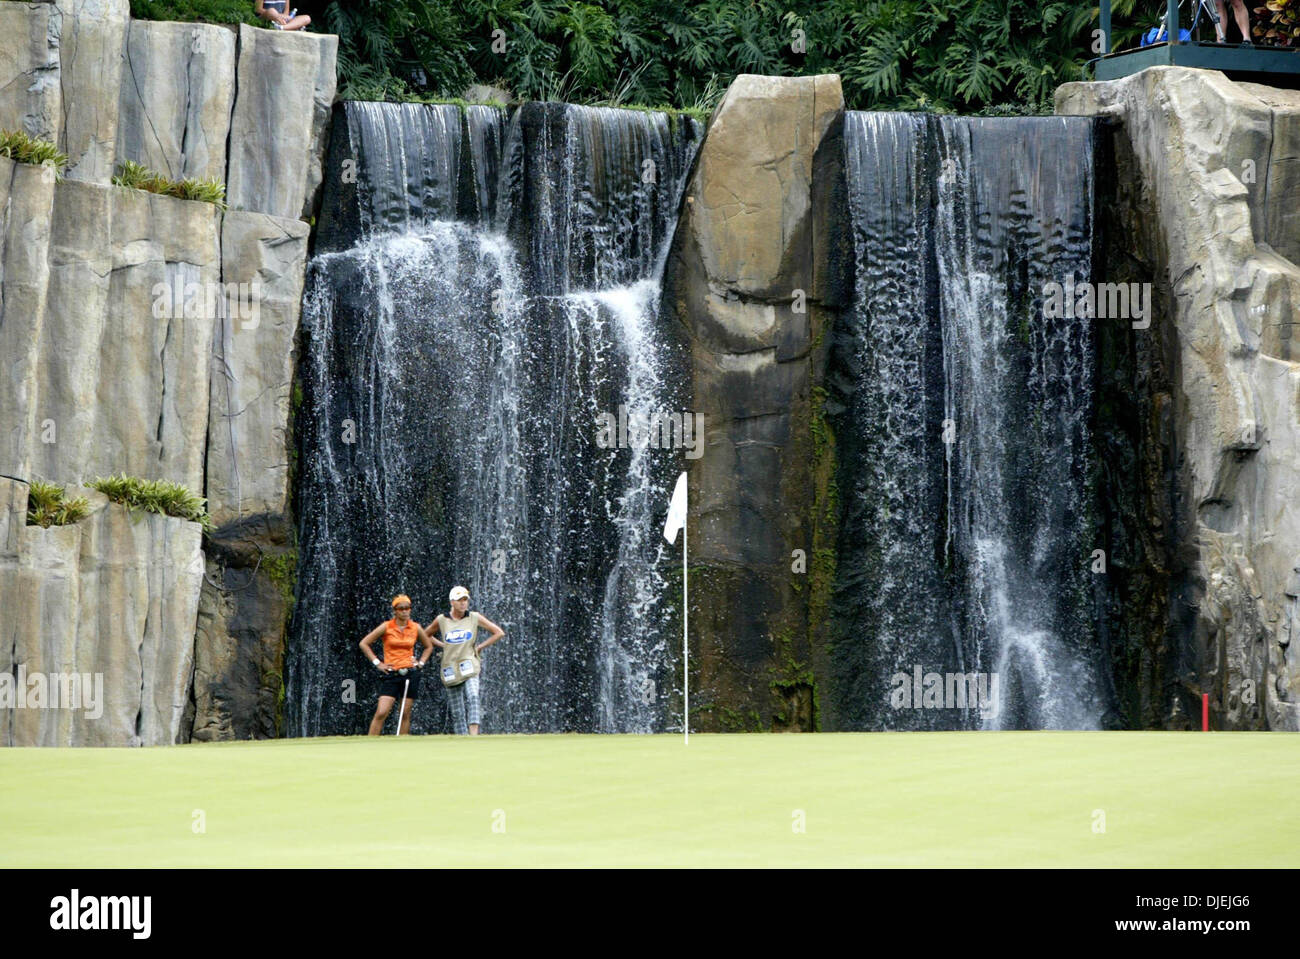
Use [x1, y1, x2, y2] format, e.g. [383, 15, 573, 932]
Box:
[683, 490, 688, 745]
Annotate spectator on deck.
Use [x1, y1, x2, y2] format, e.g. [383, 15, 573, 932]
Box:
[1214, 0, 1251, 44]
[256, 0, 311, 31]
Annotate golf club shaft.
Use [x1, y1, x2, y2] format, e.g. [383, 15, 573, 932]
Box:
[396, 678, 410, 735]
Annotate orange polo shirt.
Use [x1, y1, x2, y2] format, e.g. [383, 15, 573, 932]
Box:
[382, 619, 420, 668]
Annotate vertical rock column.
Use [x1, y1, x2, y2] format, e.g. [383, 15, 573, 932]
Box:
[0, 2, 337, 744]
[116, 19, 237, 183]
[194, 211, 310, 741]
[0, 0, 130, 184]
[1058, 67, 1300, 730]
[191, 25, 336, 740]
[0, 479, 204, 746]
[661, 74, 850, 731]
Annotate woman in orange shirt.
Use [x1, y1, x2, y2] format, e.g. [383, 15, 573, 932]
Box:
[359, 594, 435, 735]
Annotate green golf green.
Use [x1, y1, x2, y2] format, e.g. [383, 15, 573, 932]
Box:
[1, 732, 1294, 867]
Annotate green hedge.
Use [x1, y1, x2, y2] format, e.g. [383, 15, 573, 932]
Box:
[124, 0, 1152, 114]
[128, 0, 259, 26]
[322, 0, 1152, 114]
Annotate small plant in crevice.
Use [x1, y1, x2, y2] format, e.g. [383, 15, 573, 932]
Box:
[90, 474, 214, 532]
[113, 159, 228, 210]
[0, 129, 69, 178]
[25, 480, 91, 529]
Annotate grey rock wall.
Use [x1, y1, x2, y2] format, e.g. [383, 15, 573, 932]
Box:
[0, 3, 62, 150]
[1, 171, 222, 494]
[662, 74, 849, 731]
[208, 211, 309, 528]
[227, 23, 338, 220]
[0, 479, 204, 746]
[1058, 67, 1300, 730]
[34, 182, 220, 492]
[0, 4, 334, 745]
[0, 1, 336, 216]
[117, 20, 237, 183]
[0, 0, 130, 184]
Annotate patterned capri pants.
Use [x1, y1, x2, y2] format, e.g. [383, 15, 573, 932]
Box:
[447, 675, 481, 734]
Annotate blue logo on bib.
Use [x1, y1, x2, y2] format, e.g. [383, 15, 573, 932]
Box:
[446, 629, 472, 644]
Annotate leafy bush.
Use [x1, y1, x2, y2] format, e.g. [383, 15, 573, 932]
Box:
[1254, 0, 1300, 45]
[320, 0, 1158, 114]
[328, 0, 474, 101]
[128, 0, 259, 25]
[118, 0, 1155, 114]
[0, 129, 70, 177]
[91, 474, 214, 532]
[113, 160, 228, 209]
[26, 481, 91, 529]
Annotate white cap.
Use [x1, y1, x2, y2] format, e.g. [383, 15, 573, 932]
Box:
[449, 586, 469, 602]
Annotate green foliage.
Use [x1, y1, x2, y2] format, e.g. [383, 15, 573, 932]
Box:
[26, 481, 91, 529]
[170, 177, 229, 206]
[91, 474, 214, 532]
[1255, 0, 1300, 45]
[809, 385, 834, 463]
[833, 0, 1101, 113]
[328, 0, 475, 100]
[0, 129, 69, 177]
[262, 549, 298, 610]
[124, 0, 1155, 114]
[718, 705, 764, 731]
[128, 0, 259, 24]
[113, 160, 228, 209]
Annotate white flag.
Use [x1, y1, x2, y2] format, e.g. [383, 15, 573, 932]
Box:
[663, 472, 687, 544]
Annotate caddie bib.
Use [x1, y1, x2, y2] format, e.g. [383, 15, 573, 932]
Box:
[437, 612, 480, 686]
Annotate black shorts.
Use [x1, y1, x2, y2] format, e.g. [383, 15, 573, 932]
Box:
[378, 669, 421, 700]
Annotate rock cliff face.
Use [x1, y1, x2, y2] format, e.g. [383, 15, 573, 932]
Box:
[0, 1, 336, 210]
[4, 29, 1299, 741]
[662, 74, 851, 731]
[0, 2, 335, 744]
[0, 479, 203, 746]
[1058, 67, 1300, 730]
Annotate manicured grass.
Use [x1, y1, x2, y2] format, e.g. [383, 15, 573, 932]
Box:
[1, 732, 1294, 867]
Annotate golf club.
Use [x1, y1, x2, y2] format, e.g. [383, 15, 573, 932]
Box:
[394, 668, 410, 736]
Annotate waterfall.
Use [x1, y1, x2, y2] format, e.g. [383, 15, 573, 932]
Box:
[313, 102, 505, 251]
[287, 101, 700, 736]
[830, 112, 1107, 730]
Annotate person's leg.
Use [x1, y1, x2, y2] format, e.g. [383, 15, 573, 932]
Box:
[369, 695, 395, 735]
[466, 676, 481, 736]
[1213, 0, 1229, 41]
[448, 683, 468, 735]
[1229, 0, 1250, 41]
[284, 14, 311, 30]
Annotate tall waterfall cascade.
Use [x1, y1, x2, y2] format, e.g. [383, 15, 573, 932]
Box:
[288, 102, 700, 735]
[829, 112, 1110, 730]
